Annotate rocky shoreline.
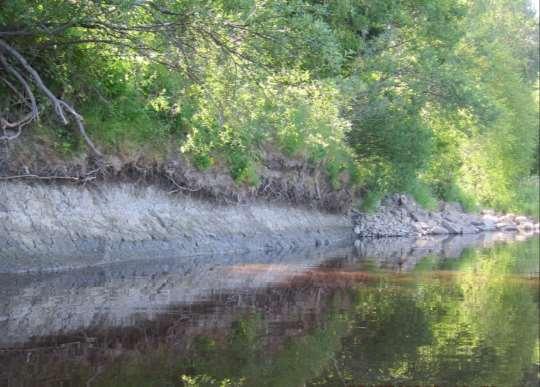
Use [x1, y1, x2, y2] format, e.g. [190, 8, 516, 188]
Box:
[352, 194, 539, 238]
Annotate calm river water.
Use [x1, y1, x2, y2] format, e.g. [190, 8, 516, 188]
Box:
[0, 234, 538, 386]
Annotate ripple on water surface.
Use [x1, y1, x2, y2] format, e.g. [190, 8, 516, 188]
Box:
[0, 234, 538, 386]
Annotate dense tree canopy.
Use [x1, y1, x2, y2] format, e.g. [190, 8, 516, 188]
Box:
[0, 0, 538, 215]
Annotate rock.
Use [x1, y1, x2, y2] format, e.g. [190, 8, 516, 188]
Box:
[430, 225, 450, 235]
[413, 221, 430, 231]
[397, 194, 420, 213]
[500, 214, 516, 223]
[461, 225, 479, 234]
[476, 222, 497, 232]
[502, 226, 518, 232]
[410, 212, 421, 222]
[441, 202, 463, 214]
[443, 214, 463, 225]
[497, 222, 518, 232]
[482, 214, 499, 223]
[409, 207, 429, 222]
[517, 222, 534, 232]
[351, 192, 536, 238]
[514, 216, 529, 224]
[1, 182, 357, 273]
[496, 222, 518, 231]
[442, 221, 461, 234]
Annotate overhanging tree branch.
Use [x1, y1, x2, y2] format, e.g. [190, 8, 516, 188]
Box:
[0, 38, 102, 156]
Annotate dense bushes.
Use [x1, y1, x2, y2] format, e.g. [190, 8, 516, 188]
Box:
[0, 0, 538, 215]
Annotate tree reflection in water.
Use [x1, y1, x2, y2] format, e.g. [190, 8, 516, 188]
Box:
[1, 238, 538, 386]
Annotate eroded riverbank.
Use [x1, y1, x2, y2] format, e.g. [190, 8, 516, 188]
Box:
[0, 182, 351, 272]
[2, 182, 538, 273]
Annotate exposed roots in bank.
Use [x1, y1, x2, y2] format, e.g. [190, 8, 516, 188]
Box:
[0, 144, 355, 213]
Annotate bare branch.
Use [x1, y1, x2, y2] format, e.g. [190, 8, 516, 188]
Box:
[0, 38, 102, 156]
[0, 53, 37, 140]
[166, 173, 202, 193]
[0, 174, 80, 181]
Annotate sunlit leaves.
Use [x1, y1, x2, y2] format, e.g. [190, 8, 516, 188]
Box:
[0, 0, 537, 206]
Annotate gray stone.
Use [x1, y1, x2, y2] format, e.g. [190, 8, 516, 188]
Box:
[461, 225, 479, 234]
[517, 222, 534, 232]
[500, 214, 516, 223]
[514, 216, 528, 224]
[471, 220, 485, 226]
[442, 221, 461, 234]
[430, 225, 450, 235]
[501, 224, 518, 232]
[496, 222, 517, 231]
[476, 222, 497, 232]
[351, 193, 538, 239]
[413, 222, 429, 232]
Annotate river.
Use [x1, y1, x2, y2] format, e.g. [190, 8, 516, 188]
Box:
[0, 234, 538, 386]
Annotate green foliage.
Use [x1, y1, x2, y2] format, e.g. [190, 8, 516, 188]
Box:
[180, 374, 242, 387]
[441, 184, 478, 213]
[347, 93, 435, 191]
[407, 180, 438, 211]
[1, 0, 538, 210]
[513, 176, 540, 220]
[359, 190, 383, 213]
[179, 65, 353, 185]
[311, 238, 540, 386]
[228, 151, 259, 185]
[342, 0, 537, 213]
[193, 154, 214, 171]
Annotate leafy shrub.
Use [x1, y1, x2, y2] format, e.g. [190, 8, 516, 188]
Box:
[407, 181, 438, 211]
[1, 0, 537, 215]
[359, 191, 383, 213]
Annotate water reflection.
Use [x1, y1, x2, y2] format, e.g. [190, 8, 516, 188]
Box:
[0, 235, 538, 386]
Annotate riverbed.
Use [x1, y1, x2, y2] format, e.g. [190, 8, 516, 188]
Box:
[1, 234, 538, 386]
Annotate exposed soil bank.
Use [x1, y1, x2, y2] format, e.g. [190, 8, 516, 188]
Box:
[0, 182, 352, 273]
[0, 144, 354, 212]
